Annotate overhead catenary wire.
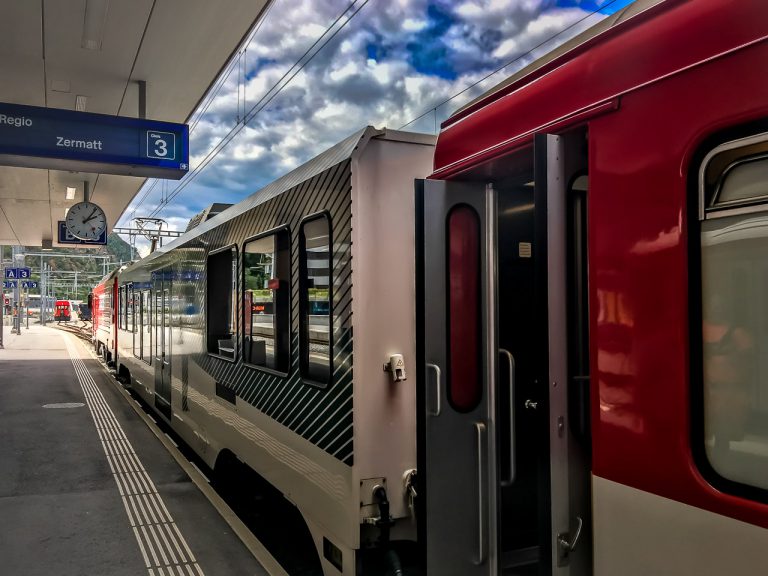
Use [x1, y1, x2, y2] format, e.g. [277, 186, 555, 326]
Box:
[129, 0, 276, 221]
[148, 0, 371, 218]
[132, 0, 370, 221]
[0, 204, 22, 245]
[134, 0, 623, 223]
[187, 0, 275, 135]
[399, 0, 623, 130]
[129, 48, 243, 220]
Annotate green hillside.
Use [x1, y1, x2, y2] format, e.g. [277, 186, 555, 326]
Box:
[2, 234, 138, 300]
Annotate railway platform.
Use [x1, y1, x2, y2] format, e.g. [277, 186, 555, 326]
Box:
[0, 323, 284, 576]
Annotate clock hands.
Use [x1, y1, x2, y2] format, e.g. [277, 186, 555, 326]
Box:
[82, 207, 99, 223]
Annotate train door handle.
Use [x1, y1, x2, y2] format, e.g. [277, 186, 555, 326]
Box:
[499, 348, 516, 487]
[426, 363, 441, 416]
[474, 422, 487, 566]
[557, 516, 583, 566]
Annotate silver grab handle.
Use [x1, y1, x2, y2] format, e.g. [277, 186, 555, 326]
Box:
[499, 348, 515, 487]
[426, 363, 441, 416]
[474, 422, 487, 565]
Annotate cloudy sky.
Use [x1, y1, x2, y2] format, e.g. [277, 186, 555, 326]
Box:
[120, 0, 636, 255]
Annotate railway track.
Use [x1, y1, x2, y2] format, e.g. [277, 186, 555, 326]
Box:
[51, 320, 92, 343]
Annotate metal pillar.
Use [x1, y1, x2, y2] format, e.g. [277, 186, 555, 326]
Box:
[40, 255, 45, 326]
[12, 246, 21, 334]
[1, 244, 4, 347]
[138, 80, 147, 119]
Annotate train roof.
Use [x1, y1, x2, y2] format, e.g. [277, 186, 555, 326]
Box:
[433, 0, 762, 177]
[139, 126, 434, 265]
[447, 0, 667, 126]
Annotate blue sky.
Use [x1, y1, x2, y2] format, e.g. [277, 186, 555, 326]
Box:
[120, 0, 637, 254]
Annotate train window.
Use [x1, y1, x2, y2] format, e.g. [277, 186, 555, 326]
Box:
[299, 214, 332, 387]
[243, 228, 290, 373]
[207, 246, 237, 359]
[103, 291, 111, 328]
[699, 132, 768, 493]
[133, 288, 140, 358]
[126, 285, 134, 334]
[447, 204, 482, 412]
[142, 290, 151, 365]
[155, 290, 162, 360]
[120, 286, 127, 330]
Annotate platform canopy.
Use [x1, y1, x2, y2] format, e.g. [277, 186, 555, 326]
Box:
[0, 0, 270, 248]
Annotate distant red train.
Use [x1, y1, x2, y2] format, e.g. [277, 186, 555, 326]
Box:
[93, 1, 768, 574]
[53, 300, 76, 322]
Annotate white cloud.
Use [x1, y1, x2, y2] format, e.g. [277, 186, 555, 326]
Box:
[402, 17, 428, 31]
[120, 0, 617, 234]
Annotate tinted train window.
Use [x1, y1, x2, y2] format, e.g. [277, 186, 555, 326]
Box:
[142, 290, 151, 365]
[447, 205, 482, 412]
[699, 132, 768, 492]
[119, 286, 127, 330]
[104, 291, 112, 328]
[207, 246, 237, 358]
[126, 285, 134, 334]
[243, 229, 290, 373]
[299, 215, 331, 386]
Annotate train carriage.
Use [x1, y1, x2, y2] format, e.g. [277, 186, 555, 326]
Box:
[108, 128, 436, 575]
[92, 268, 120, 364]
[93, 0, 768, 574]
[417, 0, 768, 575]
[53, 300, 73, 322]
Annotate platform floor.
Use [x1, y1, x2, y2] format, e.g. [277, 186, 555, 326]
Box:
[0, 324, 277, 576]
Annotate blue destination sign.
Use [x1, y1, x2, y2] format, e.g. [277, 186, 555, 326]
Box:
[0, 102, 189, 179]
[58, 221, 107, 246]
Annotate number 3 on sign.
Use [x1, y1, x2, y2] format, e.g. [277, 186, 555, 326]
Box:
[146, 130, 176, 160]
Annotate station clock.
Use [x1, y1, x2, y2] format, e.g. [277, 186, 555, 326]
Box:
[65, 201, 107, 241]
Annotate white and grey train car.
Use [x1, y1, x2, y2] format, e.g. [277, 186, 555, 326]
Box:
[111, 127, 436, 575]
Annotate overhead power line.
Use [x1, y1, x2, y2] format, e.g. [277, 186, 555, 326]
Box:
[399, 0, 623, 130]
[130, 0, 370, 220]
[134, 0, 624, 223]
[149, 0, 371, 218]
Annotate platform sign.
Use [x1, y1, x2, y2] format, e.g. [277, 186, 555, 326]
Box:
[0, 102, 189, 179]
[3, 280, 17, 288]
[4, 267, 28, 279]
[22, 281, 38, 289]
[58, 221, 107, 245]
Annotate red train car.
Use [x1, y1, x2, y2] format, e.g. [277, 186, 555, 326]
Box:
[91, 269, 119, 365]
[418, 0, 768, 574]
[53, 300, 73, 322]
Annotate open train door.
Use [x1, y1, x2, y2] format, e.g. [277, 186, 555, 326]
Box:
[417, 130, 591, 576]
[533, 132, 592, 576]
[153, 269, 172, 420]
[417, 179, 500, 575]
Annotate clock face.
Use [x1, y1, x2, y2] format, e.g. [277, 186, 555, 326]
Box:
[65, 201, 107, 240]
